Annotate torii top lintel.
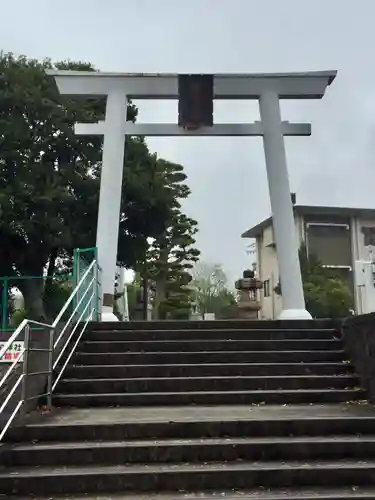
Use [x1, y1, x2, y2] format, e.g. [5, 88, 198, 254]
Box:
[46, 70, 337, 100]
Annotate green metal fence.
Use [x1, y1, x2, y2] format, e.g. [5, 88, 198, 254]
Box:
[0, 247, 100, 332]
[73, 247, 100, 322]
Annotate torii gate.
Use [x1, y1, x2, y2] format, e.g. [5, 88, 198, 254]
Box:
[47, 70, 336, 321]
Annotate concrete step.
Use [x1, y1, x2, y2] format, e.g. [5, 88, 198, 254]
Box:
[9, 414, 375, 443]
[1, 317, 365, 499]
[8, 488, 375, 500]
[88, 319, 337, 331]
[53, 388, 365, 407]
[79, 339, 342, 353]
[6, 436, 375, 466]
[9, 410, 375, 442]
[86, 328, 338, 341]
[72, 350, 346, 365]
[2, 460, 375, 495]
[56, 375, 359, 394]
[63, 362, 354, 379]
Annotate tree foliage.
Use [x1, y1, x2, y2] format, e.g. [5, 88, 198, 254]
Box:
[0, 53, 103, 320]
[191, 262, 237, 319]
[299, 244, 353, 318]
[275, 244, 353, 318]
[146, 160, 200, 319]
[0, 52, 195, 322]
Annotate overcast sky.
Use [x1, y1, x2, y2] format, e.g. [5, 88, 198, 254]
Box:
[1, 0, 375, 282]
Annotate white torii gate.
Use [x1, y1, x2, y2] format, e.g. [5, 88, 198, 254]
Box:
[47, 70, 336, 321]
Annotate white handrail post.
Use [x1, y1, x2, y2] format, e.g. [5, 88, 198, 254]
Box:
[75, 248, 81, 320]
[124, 283, 129, 321]
[94, 261, 100, 321]
[97, 264, 102, 322]
[46, 327, 54, 411]
[20, 324, 31, 417]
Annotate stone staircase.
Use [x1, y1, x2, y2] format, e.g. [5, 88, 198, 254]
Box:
[1, 319, 375, 498]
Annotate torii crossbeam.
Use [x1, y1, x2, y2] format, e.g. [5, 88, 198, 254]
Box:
[47, 70, 336, 321]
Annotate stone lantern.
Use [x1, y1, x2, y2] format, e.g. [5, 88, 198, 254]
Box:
[235, 269, 263, 319]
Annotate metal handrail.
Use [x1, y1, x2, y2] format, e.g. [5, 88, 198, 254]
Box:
[52, 290, 95, 391]
[53, 260, 96, 328]
[0, 258, 101, 441]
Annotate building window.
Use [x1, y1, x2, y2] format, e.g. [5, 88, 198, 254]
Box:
[306, 223, 352, 267]
[263, 279, 270, 297]
[362, 227, 375, 247]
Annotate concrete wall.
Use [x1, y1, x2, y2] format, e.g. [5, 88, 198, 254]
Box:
[257, 215, 303, 320]
[342, 312, 375, 402]
[356, 218, 375, 261]
[351, 217, 375, 314]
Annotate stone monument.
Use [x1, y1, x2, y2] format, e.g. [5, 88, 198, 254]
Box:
[235, 269, 263, 319]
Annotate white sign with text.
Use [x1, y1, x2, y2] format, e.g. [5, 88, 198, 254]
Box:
[0, 341, 24, 363]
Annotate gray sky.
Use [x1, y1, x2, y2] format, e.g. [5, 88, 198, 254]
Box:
[1, 0, 375, 282]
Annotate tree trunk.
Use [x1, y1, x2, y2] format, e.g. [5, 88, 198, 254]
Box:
[153, 248, 169, 320]
[17, 278, 47, 323]
[46, 249, 58, 280]
[154, 279, 167, 320]
[142, 275, 149, 320]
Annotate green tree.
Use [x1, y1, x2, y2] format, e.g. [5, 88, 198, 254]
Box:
[146, 160, 200, 319]
[191, 262, 237, 319]
[116, 145, 177, 269]
[0, 52, 181, 322]
[275, 244, 353, 318]
[299, 244, 353, 318]
[0, 53, 104, 320]
[124, 279, 141, 320]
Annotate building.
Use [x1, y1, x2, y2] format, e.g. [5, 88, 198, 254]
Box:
[242, 205, 375, 319]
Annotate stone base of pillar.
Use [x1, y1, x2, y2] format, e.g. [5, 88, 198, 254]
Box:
[101, 306, 119, 322]
[237, 303, 261, 320]
[278, 308, 312, 320]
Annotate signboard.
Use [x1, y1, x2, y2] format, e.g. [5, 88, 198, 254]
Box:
[0, 341, 24, 363]
[203, 313, 216, 321]
[178, 74, 214, 129]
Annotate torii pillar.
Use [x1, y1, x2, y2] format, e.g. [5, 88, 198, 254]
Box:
[47, 70, 336, 321]
[93, 88, 127, 321]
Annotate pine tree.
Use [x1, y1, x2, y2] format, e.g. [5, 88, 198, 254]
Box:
[147, 160, 200, 319]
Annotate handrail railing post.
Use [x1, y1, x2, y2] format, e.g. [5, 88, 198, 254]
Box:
[74, 248, 80, 317]
[94, 261, 99, 321]
[20, 324, 31, 417]
[72, 248, 77, 311]
[98, 265, 102, 322]
[46, 328, 54, 411]
[1, 278, 8, 331]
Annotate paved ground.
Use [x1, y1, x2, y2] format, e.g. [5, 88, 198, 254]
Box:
[21, 403, 375, 427]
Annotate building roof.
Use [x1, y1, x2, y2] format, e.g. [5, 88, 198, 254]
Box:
[242, 205, 375, 238]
